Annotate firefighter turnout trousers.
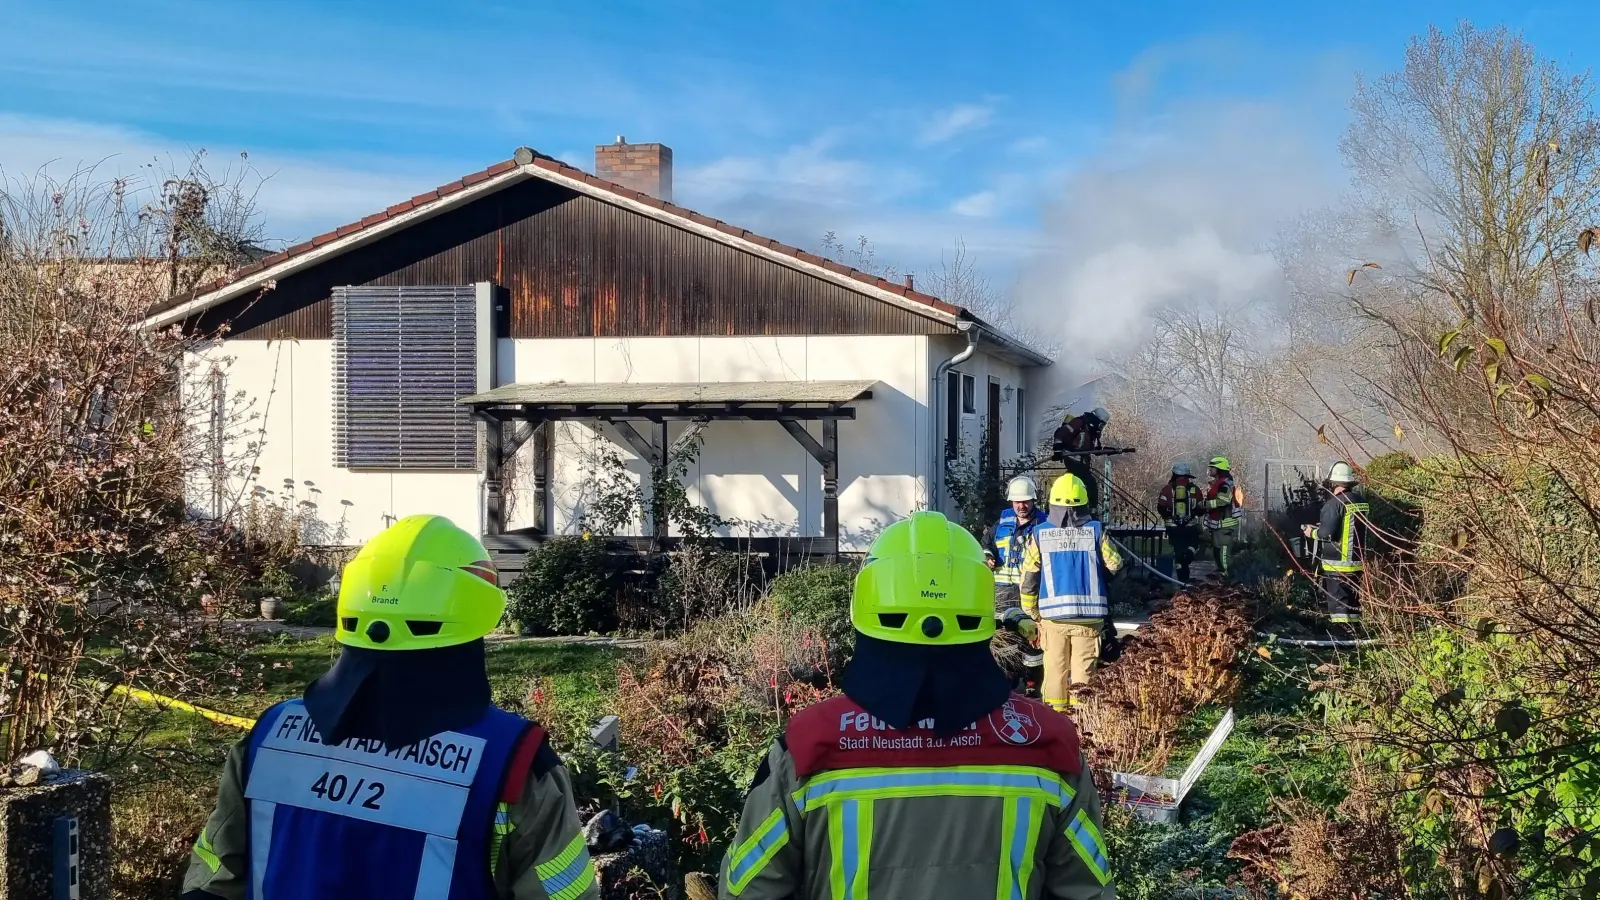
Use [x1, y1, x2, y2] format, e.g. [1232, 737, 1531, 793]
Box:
[1039, 620, 1101, 707]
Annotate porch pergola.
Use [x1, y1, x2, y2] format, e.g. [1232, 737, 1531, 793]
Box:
[459, 380, 876, 556]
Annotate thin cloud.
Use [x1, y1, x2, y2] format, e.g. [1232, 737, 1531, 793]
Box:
[952, 190, 998, 218]
[0, 114, 448, 244]
[675, 138, 1043, 278]
[1009, 136, 1052, 155]
[918, 103, 994, 145]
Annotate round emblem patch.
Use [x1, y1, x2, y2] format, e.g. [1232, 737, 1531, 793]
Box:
[988, 699, 1044, 746]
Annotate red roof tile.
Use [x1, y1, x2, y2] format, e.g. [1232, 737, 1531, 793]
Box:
[145, 146, 984, 328]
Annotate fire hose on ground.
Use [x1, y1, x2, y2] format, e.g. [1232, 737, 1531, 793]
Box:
[1104, 536, 1377, 648]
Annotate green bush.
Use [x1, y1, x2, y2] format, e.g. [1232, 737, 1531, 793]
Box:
[284, 593, 336, 628]
[1362, 451, 1426, 551]
[1104, 805, 1245, 900]
[240, 561, 301, 603]
[1340, 625, 1600, 895]
[768, 562, 857, 656]
[508, 536, 621, 636]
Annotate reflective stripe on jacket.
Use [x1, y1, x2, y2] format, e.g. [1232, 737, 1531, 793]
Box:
[1203, 477, 1240, 530]
[987, 508, 1040, 586]
[1018, 519, 1123, 622]
[1311, 491, 1369, 574]
[718, 694, 1114, 900]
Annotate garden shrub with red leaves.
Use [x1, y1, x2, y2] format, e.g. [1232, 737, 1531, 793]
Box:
[529, 596, 839, 876]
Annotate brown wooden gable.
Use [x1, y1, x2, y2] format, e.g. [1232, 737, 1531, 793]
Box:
[194, 177, 952, 340]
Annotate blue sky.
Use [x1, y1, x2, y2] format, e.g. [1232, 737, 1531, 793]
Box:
[1, 0, 1595, 288]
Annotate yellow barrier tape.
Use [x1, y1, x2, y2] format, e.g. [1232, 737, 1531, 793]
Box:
[109, 683, 257, 731]
[31, 671, 258, 730]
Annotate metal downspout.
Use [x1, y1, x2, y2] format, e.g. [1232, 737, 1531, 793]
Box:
[930, 322, 979, 511]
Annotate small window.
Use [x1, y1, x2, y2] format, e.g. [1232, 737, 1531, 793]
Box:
[961, 373, 976, 415]
[945, 371, 961, 461]
[1015, 387, 1027, 454]
[209, 368, 227, 518]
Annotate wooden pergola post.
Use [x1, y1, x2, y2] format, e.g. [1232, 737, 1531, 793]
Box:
[779, 417, 844, 556]
[462, 382, 873, 560]
[483, 414, 505, 535]
[480, 411, 542, 537]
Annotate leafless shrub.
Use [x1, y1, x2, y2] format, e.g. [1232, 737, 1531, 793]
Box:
[1229, 793, 1410, 900]
[0, 156, 268, 762]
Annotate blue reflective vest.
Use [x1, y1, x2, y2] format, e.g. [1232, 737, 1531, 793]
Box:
[244, 698, 530, 900]
[991, 508, 1039, 585]
[1033, 519, 1110, 621]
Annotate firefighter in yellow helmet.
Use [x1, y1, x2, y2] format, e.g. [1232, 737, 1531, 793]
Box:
[719, 511, 1113, 899]
[184, 515, 599, 900]
[1202, 457, 1242, 579]
[1019, 474, 1125, 711]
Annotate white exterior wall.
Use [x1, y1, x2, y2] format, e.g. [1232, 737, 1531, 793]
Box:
[501, 335, 930, 552]
[191, 334, 937, 552]
[928, 335, 1033, 513]
[185, 340, 482, 545]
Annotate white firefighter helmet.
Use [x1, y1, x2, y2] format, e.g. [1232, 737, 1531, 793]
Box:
[1172, 462, 1192, 477]
[1090, 407, 1111, 424]
[1328, 461, 1359, 484]
[1006, 476, 1039, 502]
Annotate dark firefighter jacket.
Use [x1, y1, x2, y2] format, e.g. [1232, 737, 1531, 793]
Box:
[1310, 488, 1370, 574]
[718, 692, 1114, 899]
[1052, 415, 1104, 455]
[1157, 480, 1200, 527]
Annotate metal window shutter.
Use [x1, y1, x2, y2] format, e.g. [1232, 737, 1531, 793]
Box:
[333, 285, 478, 470]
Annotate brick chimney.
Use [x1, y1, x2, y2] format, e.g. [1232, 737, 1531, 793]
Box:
[594, 136, 673, 203]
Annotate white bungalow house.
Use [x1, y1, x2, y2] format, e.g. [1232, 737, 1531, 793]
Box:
[139, 141, 1051, 567]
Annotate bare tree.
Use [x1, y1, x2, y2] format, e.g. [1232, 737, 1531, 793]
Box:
[1258, 24, 1600, 898]
[1343, 23, 1600, 329]
[818, 231, 901, 282]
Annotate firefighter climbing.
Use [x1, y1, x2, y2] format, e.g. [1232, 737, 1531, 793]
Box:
[1051, 407, 1109, 513]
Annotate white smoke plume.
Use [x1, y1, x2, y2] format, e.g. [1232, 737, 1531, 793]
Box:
[1012, 92, 1346, 408]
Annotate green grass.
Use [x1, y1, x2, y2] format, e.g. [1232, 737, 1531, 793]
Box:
[178, 634, 624, 723]
[92, 635, 626, 780]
